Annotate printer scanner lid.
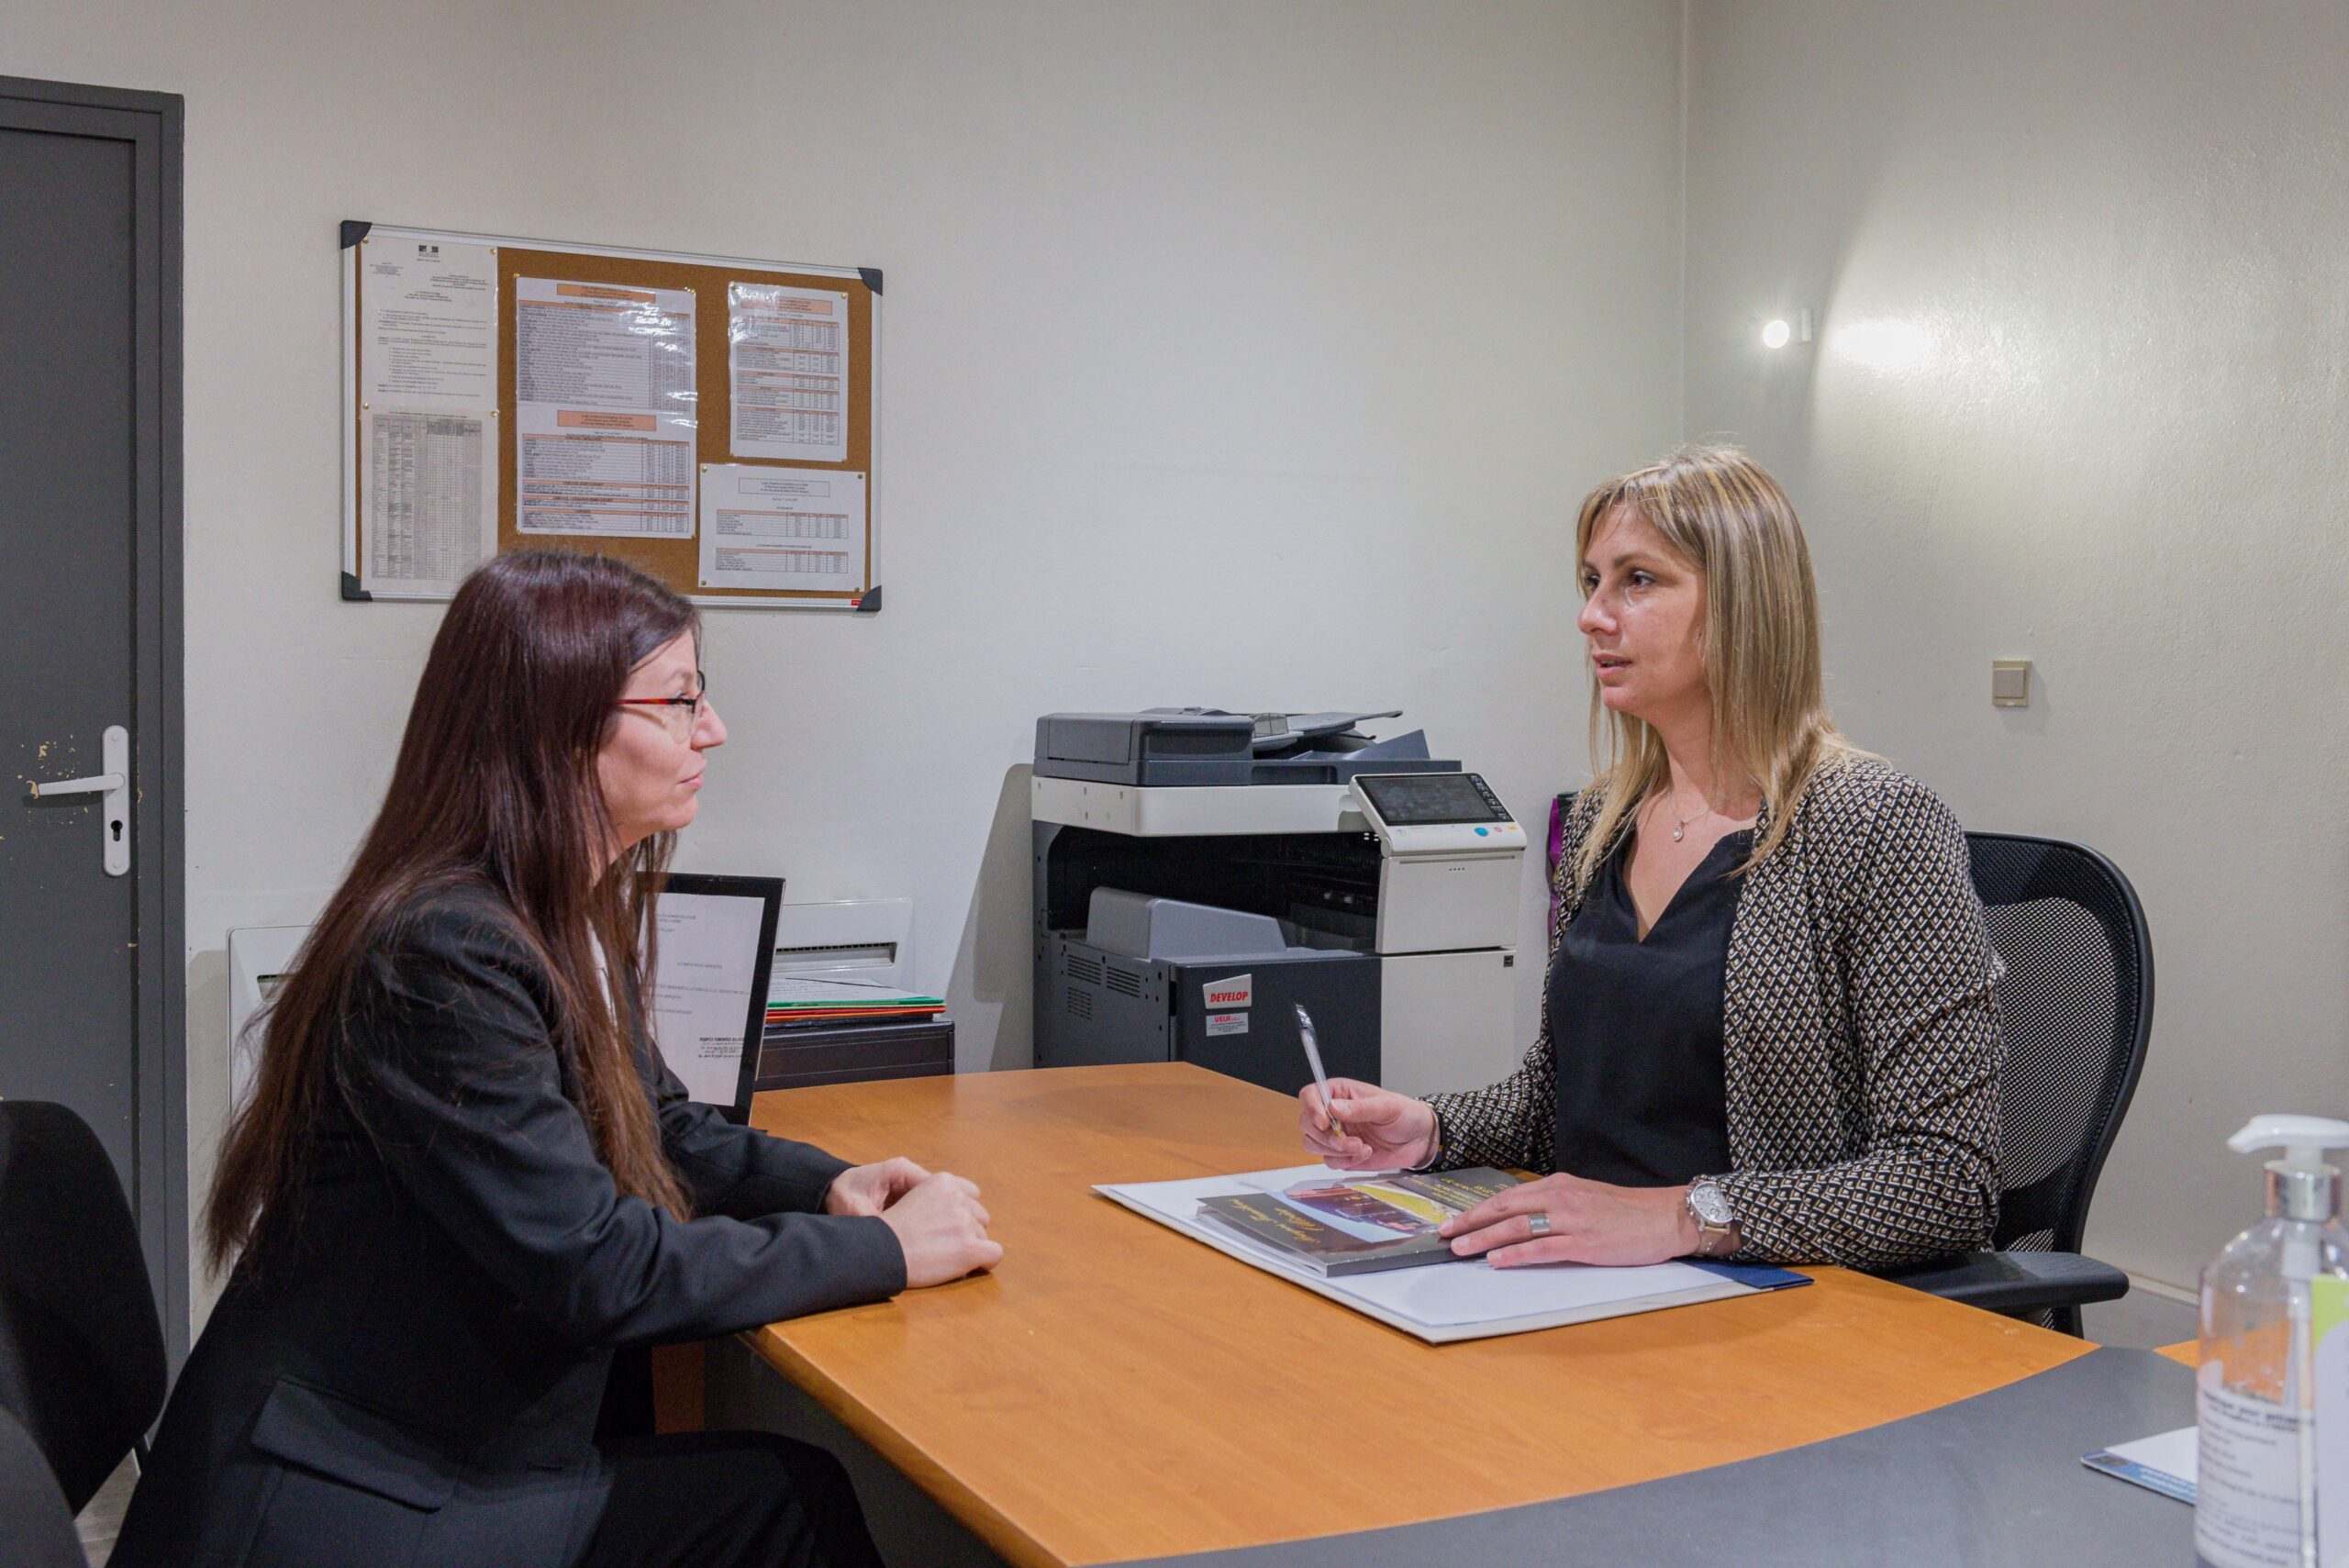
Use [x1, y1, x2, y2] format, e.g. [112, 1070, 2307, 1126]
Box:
[1034, 708, 1453, 787]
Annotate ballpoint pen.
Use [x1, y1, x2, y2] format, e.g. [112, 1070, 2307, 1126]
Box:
[1294, 1003, 1346, 1142]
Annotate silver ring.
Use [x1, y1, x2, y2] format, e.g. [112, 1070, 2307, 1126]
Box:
[1526, 1212, 1553, 1237]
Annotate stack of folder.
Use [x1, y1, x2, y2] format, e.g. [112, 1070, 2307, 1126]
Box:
[766, 977, 946, 1030]
[757, 978, 954, 1091]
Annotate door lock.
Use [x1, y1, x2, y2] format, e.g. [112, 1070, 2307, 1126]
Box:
[28, 724, 129, 875]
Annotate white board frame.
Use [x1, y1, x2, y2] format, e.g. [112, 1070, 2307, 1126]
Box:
[340, 221, 883, 611]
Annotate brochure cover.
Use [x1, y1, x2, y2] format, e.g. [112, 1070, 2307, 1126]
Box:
[1194, 1167, 1522, 1276]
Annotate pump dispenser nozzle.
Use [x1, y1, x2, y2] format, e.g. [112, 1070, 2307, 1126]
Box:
[2229, 1114, 2349, 1222]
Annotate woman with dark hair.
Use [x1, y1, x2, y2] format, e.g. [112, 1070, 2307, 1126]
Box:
[116, 552, 997, 1568]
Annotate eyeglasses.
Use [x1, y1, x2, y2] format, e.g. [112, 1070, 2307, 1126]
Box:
[616, 673, 709, 742]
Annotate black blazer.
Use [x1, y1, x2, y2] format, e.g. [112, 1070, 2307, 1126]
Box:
[114, 885, 907, 1568]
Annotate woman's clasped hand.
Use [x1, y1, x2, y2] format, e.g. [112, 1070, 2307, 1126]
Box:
[823, 1157, 1002, 1289]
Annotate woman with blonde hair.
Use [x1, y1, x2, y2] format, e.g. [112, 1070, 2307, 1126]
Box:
[1297, 446, 2003, 1270]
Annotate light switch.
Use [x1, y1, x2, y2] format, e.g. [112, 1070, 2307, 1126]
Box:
[1991, 660, 2032, 708]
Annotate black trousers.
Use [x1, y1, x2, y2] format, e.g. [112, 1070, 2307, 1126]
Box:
[576, 1431, 886, 1568]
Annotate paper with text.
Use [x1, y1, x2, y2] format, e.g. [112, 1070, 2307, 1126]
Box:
[698, 463, 866, 592]
[358, 238, 499, 593]
[515, 277, 697, 538]
[648, 892, 768, 1107]
[365, 410, 494, 594]
[362, 238, 496, 408]
[729, 283, 850, 462]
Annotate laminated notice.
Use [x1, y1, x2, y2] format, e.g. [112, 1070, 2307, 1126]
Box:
[729, 283, 850, 462]
[514, 277, 696, 539]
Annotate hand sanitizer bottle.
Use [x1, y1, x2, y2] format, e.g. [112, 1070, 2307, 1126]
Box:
[2198, 1116, 2349, 1568]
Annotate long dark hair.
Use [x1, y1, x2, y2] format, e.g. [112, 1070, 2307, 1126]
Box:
[207, 551, 698, 1270]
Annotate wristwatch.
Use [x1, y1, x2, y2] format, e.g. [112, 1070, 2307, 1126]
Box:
[1685, 1180, 1737, 1257]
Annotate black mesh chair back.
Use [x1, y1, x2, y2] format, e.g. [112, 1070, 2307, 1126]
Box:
[0, 1100, 168, 1514]
[1967, 833, 2154, 1261]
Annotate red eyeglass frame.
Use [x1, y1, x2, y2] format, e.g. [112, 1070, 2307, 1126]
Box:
[615, 672, 709, 729]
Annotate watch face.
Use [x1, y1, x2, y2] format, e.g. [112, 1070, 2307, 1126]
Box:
[1691, 1184, 1734, 1227]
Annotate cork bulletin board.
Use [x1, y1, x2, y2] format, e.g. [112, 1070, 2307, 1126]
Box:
[340, 221, 882, 610]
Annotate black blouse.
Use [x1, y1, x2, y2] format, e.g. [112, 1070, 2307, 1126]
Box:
[1549, 828, 1750, 1187]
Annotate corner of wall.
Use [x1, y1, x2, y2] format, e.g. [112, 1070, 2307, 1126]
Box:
[1675, 0, 1693, 441]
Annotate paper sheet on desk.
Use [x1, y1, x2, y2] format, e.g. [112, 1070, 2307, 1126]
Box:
[2081, 1425, 2196, 1503]
[1099, 1165, 1746, 1340]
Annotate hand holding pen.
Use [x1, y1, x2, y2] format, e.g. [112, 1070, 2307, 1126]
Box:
[1292, 1004, 1442, 1171]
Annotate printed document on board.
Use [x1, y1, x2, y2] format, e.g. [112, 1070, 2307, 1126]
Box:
[357, 237, 499, 594]
[729, 283, 850, 462]
[361, 237, 496, 408]
[365, 411, 495, 592]
[698, 462, 866, 593]
[514, 276, 697, 538]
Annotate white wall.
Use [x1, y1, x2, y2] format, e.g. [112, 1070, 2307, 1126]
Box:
[1683, 0, 2349, 1289]
[1, 0, 1687, 1326]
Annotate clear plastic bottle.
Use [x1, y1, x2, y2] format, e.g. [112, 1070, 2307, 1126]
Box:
[2198, 1116, 2349, 1568]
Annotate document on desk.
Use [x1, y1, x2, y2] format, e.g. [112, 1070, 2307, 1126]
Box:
[1097, 1165, 1809, 1343]
[2081, 1426, 2196, 1504]
[647, 891, 769, 1106]
[358, 238, 499, 595]
[514, 276, 697, 539]
[698, 463, 865, 592]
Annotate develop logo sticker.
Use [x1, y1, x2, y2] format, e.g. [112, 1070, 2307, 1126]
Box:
[1202, 973, 1252, 1009]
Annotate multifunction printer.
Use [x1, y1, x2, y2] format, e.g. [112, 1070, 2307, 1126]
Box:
[1030, 708, 1528, 1097]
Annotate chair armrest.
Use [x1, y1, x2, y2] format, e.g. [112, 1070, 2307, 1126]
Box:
[1879, 1251, 2132, 1315]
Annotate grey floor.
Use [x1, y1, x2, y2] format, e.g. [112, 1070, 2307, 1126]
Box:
[69, 1285, 2204, 1566]
[2081, 1284, 2198, 1351]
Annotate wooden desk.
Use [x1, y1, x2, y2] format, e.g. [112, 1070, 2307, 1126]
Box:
[746, 1063, 2090, 1568]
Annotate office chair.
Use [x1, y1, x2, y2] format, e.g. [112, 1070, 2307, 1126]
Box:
[0, 1404, 87, 1568]
[1882, 832, 2155, 1336]
[1544, 798, 2154, 1337]
[0, 1100, 169, 1514]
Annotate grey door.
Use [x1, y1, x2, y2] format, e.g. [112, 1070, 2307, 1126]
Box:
[0, 78, 186, 1361]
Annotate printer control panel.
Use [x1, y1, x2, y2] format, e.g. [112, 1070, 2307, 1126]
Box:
[1351, 773, 1527, 858]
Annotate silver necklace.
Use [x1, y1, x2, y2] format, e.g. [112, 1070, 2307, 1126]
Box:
[1670, 801, 1704, 842]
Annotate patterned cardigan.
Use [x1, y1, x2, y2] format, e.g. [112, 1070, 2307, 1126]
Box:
[1422, 758, 2005, 1270]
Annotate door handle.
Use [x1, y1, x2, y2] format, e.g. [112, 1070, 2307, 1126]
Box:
[27, 724, 129, 876]
[30, 772, 123, 797]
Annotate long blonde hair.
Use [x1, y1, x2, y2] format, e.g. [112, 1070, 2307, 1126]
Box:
[1571, 445, 1862, 890]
